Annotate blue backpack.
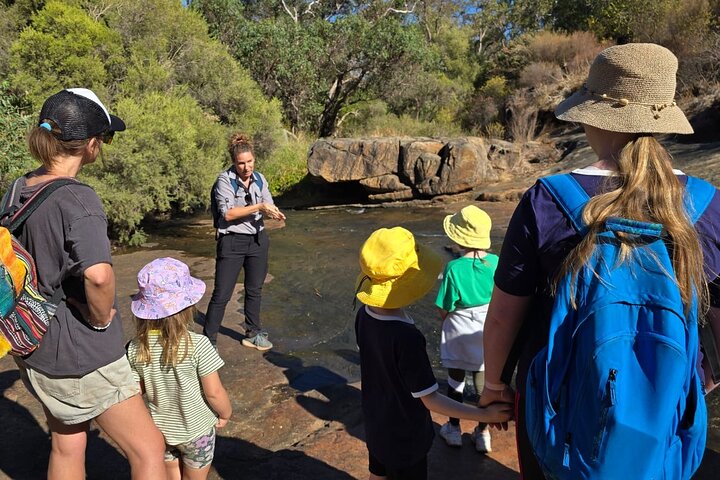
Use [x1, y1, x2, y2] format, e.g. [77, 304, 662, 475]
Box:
[525, 173, 712, 480]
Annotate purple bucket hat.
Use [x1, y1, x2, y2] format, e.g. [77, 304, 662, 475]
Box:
[131, 258, 206, 320]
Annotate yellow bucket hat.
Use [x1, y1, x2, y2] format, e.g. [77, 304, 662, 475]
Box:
[355, 227, 442, 309]
[443, 205, 492, 250]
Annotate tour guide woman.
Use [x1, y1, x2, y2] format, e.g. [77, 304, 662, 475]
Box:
[204, 133, 285, 351]
[9, 88, 166, 478]
[479, 43, 720, 479]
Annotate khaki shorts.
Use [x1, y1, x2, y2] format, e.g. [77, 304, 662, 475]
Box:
[15, 356, 141, 425]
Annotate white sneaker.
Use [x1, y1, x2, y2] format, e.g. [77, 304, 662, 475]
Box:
[439, 422, 462, 447]
[471, 426, 492, 453]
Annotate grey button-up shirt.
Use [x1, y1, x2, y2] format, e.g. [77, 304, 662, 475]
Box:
[213, 167, 273, 235]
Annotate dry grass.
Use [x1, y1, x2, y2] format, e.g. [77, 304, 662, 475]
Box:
[518, 61, 563, 88]
[528, 30, 607, 74]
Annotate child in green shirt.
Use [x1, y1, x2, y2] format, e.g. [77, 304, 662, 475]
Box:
[435, 205, 498, 453]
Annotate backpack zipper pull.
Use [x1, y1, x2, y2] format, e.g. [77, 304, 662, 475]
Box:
[563, 433, 571, 468]
[608, 369, 617, 406]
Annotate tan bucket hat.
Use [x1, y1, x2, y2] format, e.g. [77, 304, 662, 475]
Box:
[555, 43, 692, 134]
[443, 205, 492, 250]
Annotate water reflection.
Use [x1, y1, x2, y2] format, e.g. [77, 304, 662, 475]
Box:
[143, 203, 719, 453]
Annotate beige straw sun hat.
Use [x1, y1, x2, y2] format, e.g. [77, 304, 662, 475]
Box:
[555, 43, 692, 134]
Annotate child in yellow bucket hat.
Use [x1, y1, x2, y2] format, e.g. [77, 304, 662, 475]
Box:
[354, 226, 512, 480]
[435, 205, 498, 453]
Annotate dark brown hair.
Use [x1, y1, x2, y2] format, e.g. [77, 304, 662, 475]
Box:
[228, 132, 254, 161]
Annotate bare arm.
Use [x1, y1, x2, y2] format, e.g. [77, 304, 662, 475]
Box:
[82, 262, 116, 328]
[420, 391, 512, 423]
[201, 371, 232, 427]
[479, 287, 532, 424]
[223, 202, 284, 221]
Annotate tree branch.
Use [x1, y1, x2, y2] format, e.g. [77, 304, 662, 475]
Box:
[383, 1, 418, 18]
[281, 0, 299, 22]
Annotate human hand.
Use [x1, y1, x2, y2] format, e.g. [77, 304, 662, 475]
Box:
[67, 297, 115, 329]
[479, 384, 515, 430]
[260, 203, 285, 221]
[479, 400, 514, 424]
[216, 417, 229, 429]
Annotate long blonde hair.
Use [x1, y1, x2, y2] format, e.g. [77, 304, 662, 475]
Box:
[134, 306, 195, 366]
[560, 134, 708, 315]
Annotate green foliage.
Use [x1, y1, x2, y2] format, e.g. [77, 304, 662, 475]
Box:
[9, 1, 125, 109]
[0, 81, 35, 192]
[2, 0, 285, 245]
[83, 92, 227, 245]
[0, 2, 26, 77]
[256, 135, 313, 196]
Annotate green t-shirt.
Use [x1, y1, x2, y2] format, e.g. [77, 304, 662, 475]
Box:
[435, 254, 499, 312]
[127, 331, 224, 445]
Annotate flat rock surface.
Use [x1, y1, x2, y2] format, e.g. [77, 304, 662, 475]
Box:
[0, 250, 521, 480]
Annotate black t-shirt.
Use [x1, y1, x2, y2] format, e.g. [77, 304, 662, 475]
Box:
[10, 176, 125, 376]
[355, 305, 438, 468]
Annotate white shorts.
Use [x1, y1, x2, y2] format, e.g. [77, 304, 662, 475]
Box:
[440, 305, 488, 371]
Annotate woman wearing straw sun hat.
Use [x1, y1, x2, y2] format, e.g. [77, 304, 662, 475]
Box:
[435, 206, 499, 454]
[480, 43, 720, 479]
[354, 226, 513, 480]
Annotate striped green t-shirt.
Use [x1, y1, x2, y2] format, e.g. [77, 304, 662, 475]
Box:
[127, 331, 225, 445]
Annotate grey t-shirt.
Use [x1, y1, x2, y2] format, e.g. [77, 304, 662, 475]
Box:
[10, 176, 125, 376]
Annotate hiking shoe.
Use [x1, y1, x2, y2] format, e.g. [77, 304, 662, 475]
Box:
[241, 332, 273, 351]
[471, 426, 492, 453]
[439, 422, 462, 447]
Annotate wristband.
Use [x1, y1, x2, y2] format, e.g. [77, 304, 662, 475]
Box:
[484, 381, 507, 391]
[89, 319, 112, 331]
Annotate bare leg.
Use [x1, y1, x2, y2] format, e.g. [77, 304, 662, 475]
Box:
[94, 394, 166, 479]
[182, 464, 212, 480]
[44, 407, 89, 480]
[165, 459, 182, 480]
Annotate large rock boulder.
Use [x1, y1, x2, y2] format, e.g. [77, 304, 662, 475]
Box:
[307, 138, 400, 182]
[307, 136, 521, 201]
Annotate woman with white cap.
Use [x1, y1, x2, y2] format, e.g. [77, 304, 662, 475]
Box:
[479, 44, 720, 479]
[5, 89, 165, 478]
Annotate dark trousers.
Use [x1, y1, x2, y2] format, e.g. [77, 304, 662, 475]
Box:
[368, 452, 427, 480]
[203, 230, 269, 344]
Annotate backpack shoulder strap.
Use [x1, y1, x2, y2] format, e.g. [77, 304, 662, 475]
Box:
[538, 173, 590, 235]
[253, 171, 264, 191]
[684, 176, 715, 225]
[7, 178, 79, 233]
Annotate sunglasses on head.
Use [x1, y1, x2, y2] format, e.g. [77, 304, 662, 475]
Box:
[100, 130, 115, 145]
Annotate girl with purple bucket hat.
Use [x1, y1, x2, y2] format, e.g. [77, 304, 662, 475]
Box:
[127, 258, 232, 480]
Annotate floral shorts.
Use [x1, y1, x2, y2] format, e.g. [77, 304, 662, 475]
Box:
[165, 427, 216, 469]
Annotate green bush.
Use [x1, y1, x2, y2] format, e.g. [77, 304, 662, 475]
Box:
[9, 1, 125, 110]
[0, 81, 35, 192]
[83, 92, 227, 245]
[256, 135, 313, 197]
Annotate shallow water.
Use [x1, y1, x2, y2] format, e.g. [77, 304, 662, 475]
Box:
[142, 203, 719, 453]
